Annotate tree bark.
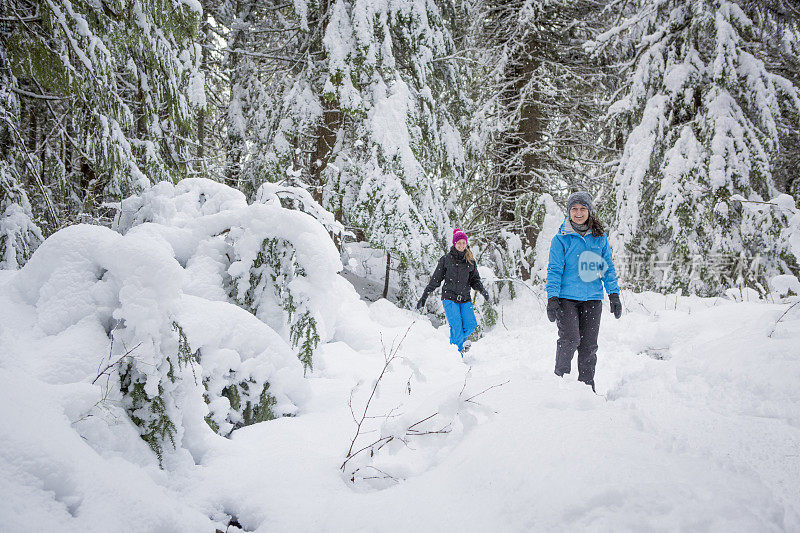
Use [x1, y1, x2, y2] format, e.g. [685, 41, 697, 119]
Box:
[308, 0, 339, 206]
[495, 28, 543, 275]
[311, 100, 342, 204]
[383, 252, 391, 299]
[197, 0, 209, 174]
[225, 0, 253, 188]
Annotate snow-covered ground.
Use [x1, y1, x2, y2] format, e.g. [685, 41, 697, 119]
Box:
[2, 261, 799, 531]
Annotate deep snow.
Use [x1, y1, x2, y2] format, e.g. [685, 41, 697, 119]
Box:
[1, 263, 799, 531]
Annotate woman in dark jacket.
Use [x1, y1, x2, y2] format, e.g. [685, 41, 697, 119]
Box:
[417, 229, 490, 355]
[546, 191, 622, 392]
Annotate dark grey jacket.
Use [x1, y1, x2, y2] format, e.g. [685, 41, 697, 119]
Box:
[423, 247, 488, 303]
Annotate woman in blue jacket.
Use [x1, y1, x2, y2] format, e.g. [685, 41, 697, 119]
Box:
[546, 191, 622, 392]
[417, 228, 490, 355]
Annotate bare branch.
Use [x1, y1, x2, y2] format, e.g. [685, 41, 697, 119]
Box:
[464, 380, 511, 403]
[9, 86, 68, 101]
[343, 323, 416, 461]
[768, 301, 800, 338]
[92, 342, 142, 385]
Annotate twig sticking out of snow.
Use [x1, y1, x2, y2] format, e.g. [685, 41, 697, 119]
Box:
[341, 328, 509, 482]
[768, 301, 800, 338]
[73, 339, 143, 426]
[488, 278, 545, 312]
[343, 323, 416, 464]
[92, 341, 142, 385]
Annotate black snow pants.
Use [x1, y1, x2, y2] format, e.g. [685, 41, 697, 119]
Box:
[554, 299, 602, 384]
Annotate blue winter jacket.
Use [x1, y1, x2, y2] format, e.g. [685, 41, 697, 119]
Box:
[546, 218, 620, 301]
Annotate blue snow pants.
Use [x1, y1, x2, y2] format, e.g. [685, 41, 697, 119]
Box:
[442, 299, 477, 353]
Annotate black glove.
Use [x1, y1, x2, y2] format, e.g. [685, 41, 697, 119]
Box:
[416, 293, 428, 310]
[480, 290, 490, 303]
[546, 297, 561, 323]
[609, 293, 622, 319]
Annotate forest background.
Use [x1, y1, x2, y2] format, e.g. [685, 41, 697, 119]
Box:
[3, 0, 800, 303]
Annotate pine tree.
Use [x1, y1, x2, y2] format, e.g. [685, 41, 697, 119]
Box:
[212, 0, 467, 307]
[462, 0, 609, 281]
[0, 14, 46, 269]
[2, 0, 202, 242]
[591, 0, 800, 294]
[0, 160, 43, 270]
[742, 0, 800, 202]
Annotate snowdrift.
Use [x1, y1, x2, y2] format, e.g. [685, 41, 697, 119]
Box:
[1, 179, 800, 531]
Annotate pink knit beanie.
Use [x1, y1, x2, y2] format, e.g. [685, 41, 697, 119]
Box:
[452, 228, 468, 245]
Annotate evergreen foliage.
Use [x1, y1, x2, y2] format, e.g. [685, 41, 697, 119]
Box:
[119, 368, 176, 466]
[590, 0, 800, 294]
[228, 235, 320, 373]
[117, 322, 199, 466]
[463, 0, 609, 280]
[1, 0, 202, 241]
[4, 0, 800, 309]
[203, 0, 468, 307]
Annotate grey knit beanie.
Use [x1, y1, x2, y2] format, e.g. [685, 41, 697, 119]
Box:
[566, 191, 594, 213]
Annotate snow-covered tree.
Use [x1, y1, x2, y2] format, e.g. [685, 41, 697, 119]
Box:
[2, 0, 203, 235]
[743, 0, 800, 202]
[211, 0, 467, 307]
[590, 0, 800, 294]
[462, 0, 609, 281]
[0, 166, 43, 270]
[0, 41, 45, 269]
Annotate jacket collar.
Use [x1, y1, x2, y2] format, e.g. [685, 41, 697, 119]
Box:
[559, 217, 577, 236]
[449, 246, 467, 261]
[559, 217, 592, 238]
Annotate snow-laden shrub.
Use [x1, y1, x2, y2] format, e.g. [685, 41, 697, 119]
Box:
[7, 177, 366, 462]
[115, 178, 363, 375]
[8, 179, 341, 463]
[13, 225, 203, 465]
[176, 295, 305, 437]
[255, 181, 347, 243]
[0, 164, 43, 270]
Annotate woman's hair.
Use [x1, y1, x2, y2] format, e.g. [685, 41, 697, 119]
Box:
[465, 247, 475, 264]
[589, 215, 606, 237]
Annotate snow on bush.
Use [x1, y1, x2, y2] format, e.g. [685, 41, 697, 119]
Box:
[10, 220, 306, 465]
[115, 178, 366, 374]
[769, 274, 800, 298]
[0, 166, 43, 270]
[5, 177, 369, 464]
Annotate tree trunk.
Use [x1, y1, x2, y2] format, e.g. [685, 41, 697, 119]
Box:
[27, 100, 37, 154]
[383, 252, 391, 299]
[64, 116, 72, 177]
[308, 0, 339, 206]
[495, 27, 543, 278]
[311, 100, 342, 204]
[197, 1, 209, 174]
[225, 0, 252, 188]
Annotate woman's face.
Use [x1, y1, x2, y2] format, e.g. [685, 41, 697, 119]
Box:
[570, 204, 589, 224]
[455, 239, 467, 252]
